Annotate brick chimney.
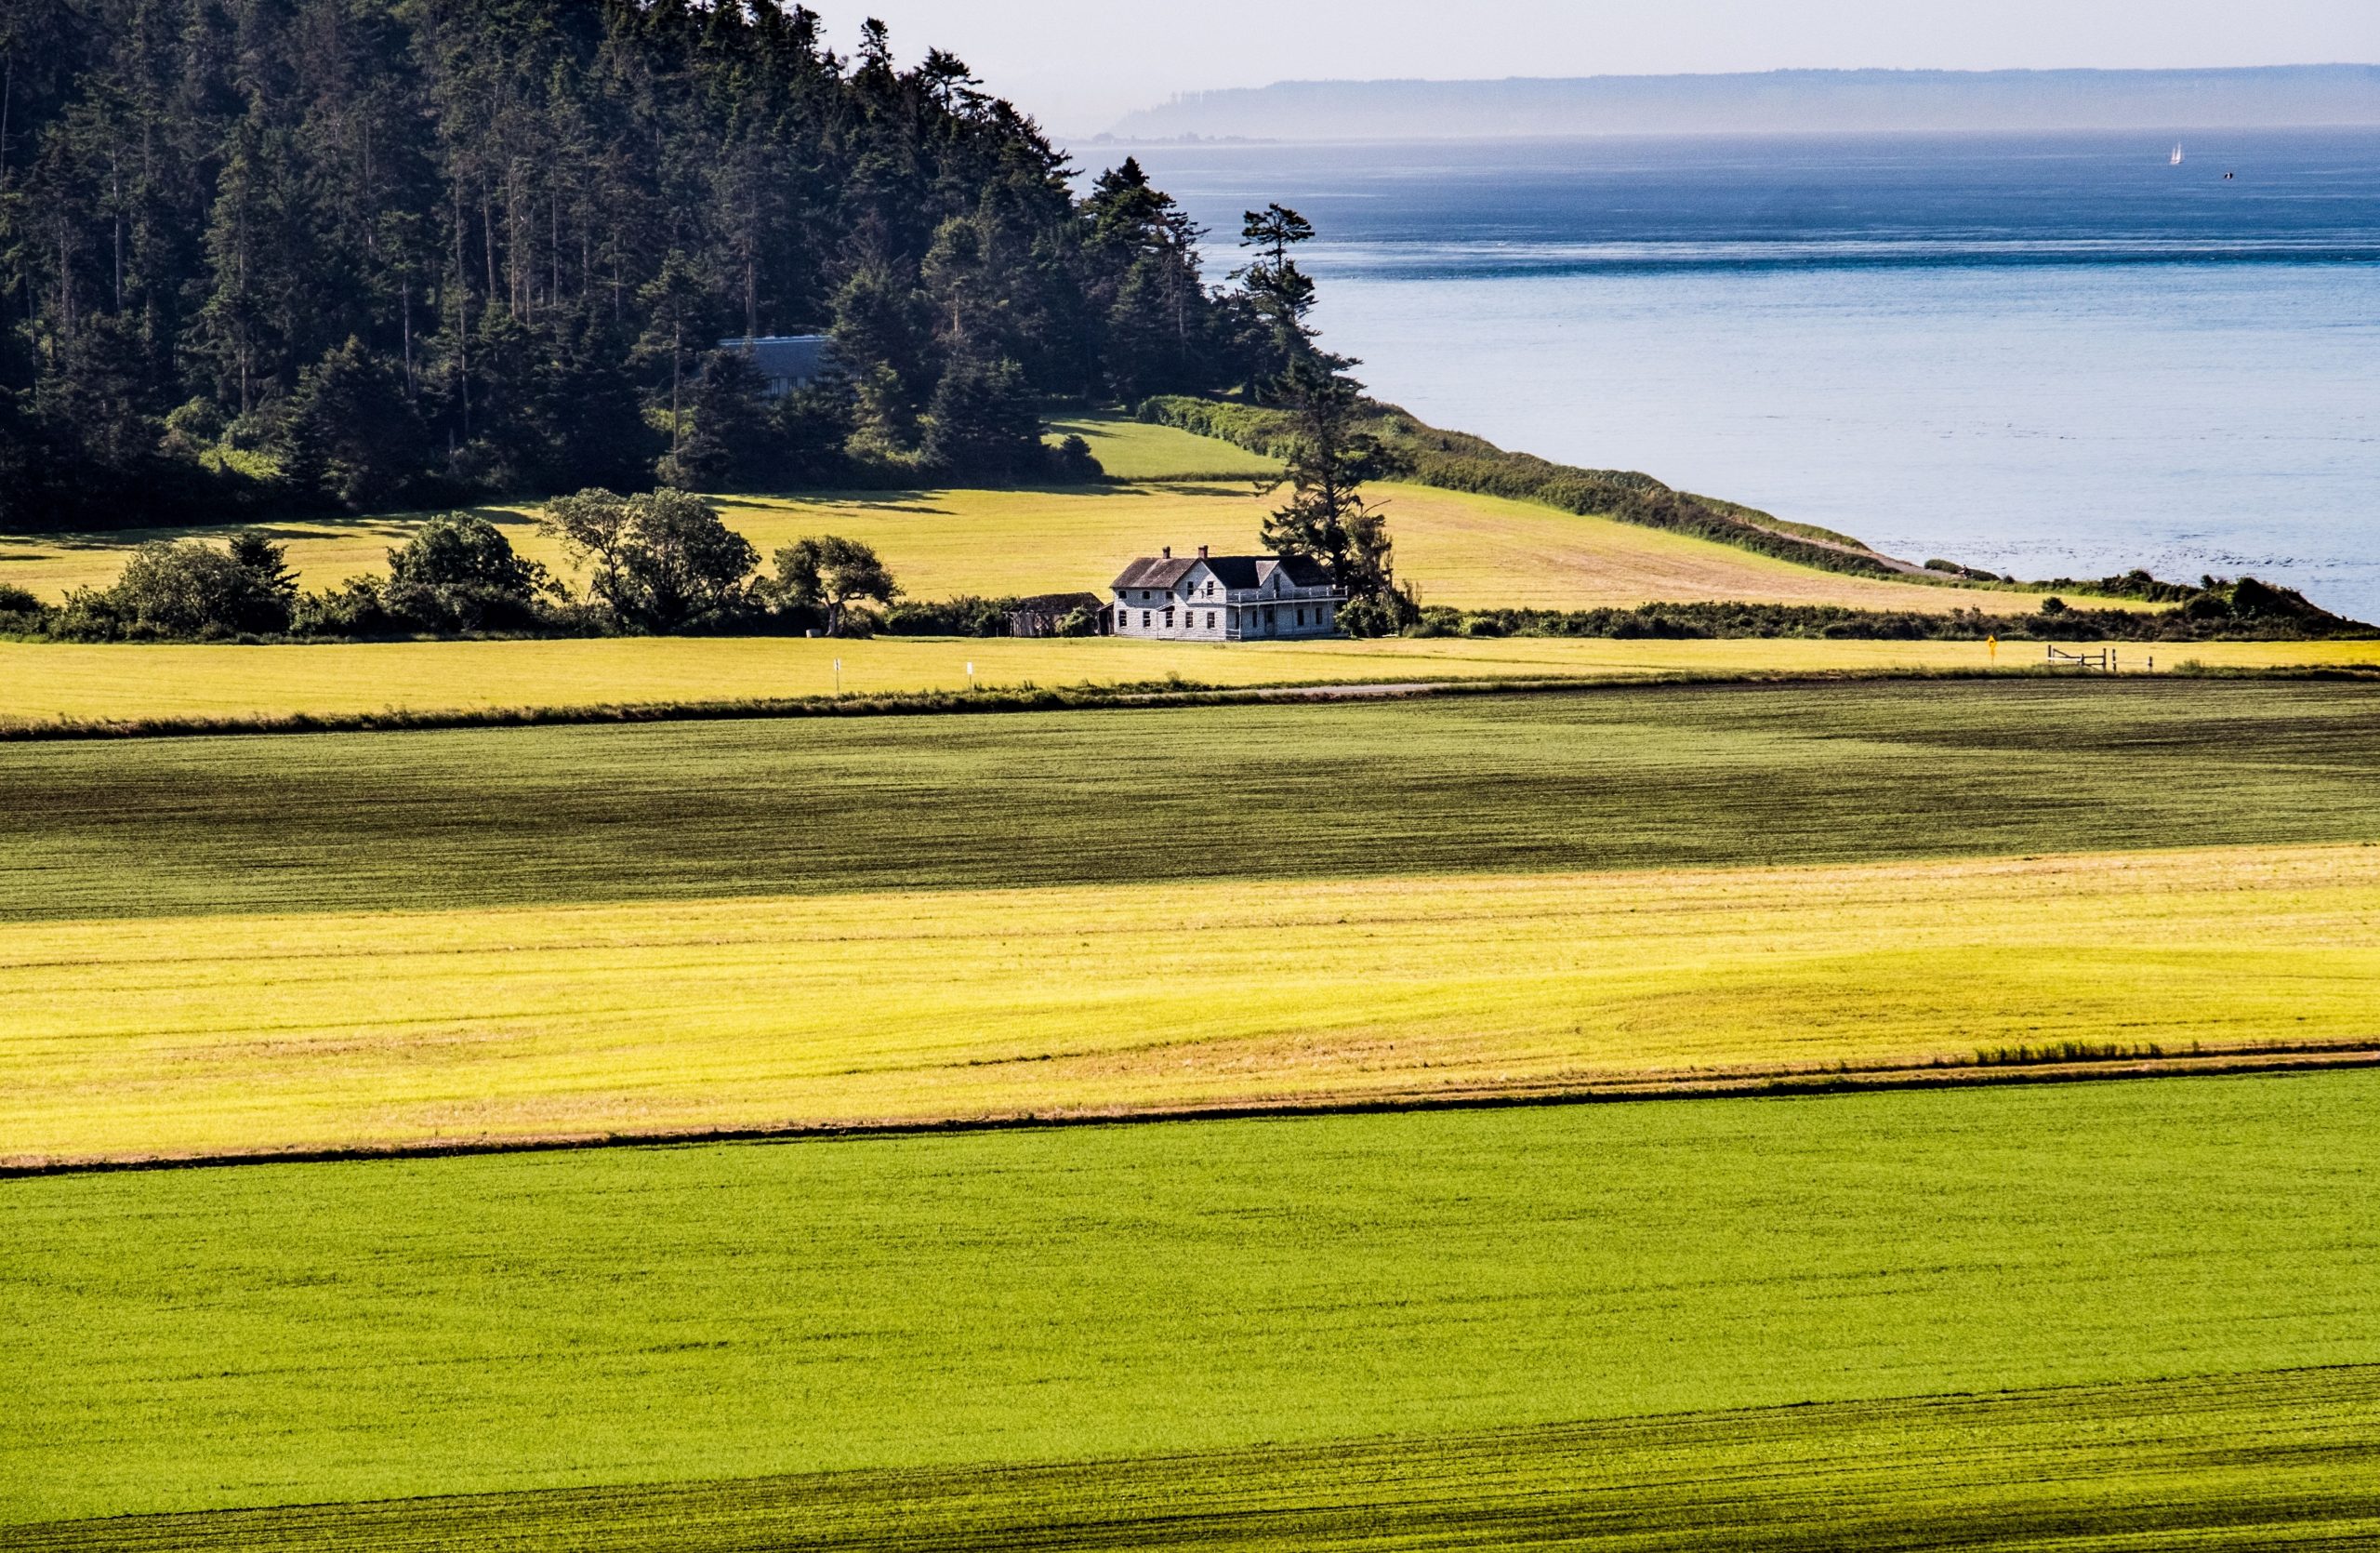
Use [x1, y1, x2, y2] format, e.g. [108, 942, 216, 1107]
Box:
[1198, 544, 1210, 559]
[1162, 546, 1171, 559]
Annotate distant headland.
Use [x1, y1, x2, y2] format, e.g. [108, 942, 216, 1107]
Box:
[1106, 65, 2380, 141]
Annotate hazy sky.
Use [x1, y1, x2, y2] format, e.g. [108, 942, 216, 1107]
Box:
[824, 2, 2380, 133]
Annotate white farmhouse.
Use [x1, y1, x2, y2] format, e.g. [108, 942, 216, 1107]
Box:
[1110, 547, 1345, 641]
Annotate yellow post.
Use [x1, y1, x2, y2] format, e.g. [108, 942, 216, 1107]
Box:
[1987, 634, 1999, 661]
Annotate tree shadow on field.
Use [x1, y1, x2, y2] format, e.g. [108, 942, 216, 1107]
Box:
[4, 505, 540, 553]
[722, 476, 1251, 511]
[724, 492, 954, 516]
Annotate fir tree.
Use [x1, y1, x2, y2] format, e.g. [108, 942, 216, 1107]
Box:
[923, 353, 1041, 479]
[0, 2, 1276, 526]
[1261, 354, 1402, 613]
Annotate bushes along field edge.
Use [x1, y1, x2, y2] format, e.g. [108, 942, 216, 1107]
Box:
[11, 1033, 2377, 1180]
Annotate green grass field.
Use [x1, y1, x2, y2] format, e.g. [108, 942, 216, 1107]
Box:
[0, 417, 2134, 616]
[7, 1073, 2380, 1535]
[1050, 414, 1285, 480]
[20, 1372, 2380, 1551]
[7, 635, 2362, 729]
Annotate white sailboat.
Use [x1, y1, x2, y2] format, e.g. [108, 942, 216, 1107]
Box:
[2171, 142, 2186, 166]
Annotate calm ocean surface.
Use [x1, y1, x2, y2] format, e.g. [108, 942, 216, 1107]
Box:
[1124, 131, 2380, 618]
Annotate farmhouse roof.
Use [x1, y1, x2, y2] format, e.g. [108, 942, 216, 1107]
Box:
[1265, 555, 1335, 589]
[1110, 553, 1339, 591]
[1113, 555, 1202, 590]
[1198, 556, 1267, 590]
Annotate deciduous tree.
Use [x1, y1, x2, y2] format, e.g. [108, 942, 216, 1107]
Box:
[774, 534, 898, 637]
[541, 486, 757, 630]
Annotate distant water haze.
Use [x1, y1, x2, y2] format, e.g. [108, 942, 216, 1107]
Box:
[1112, 130, 2380, 620]
[1108, 66, 2380, 141]
[840, 3, 2380, 135]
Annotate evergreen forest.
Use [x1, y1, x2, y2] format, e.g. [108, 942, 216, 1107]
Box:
[0, 0, 1276, 527]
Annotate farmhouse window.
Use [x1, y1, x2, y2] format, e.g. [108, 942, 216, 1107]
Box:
[1207, 612, 1217, 628]
[1142, 612, 1151, 628]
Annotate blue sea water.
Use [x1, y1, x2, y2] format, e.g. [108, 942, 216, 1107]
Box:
[1121, 131, 2380, 619]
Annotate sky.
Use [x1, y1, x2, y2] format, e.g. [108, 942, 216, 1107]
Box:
[820, 2, 2380, 135]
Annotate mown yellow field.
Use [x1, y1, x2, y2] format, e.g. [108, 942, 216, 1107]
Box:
[3, 635, 2366, 725]
[0, 483, 2066, 614]
[8, 843, 2374, 1164]
[0, 417, 2127, 615]
[728, 482, 2123, 613]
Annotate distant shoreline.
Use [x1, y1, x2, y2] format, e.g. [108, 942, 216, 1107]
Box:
[1086, 122, 2380, 151]
[1110, 65, 2380, 142]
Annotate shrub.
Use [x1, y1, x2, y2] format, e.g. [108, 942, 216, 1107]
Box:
[294, 578, 400, 639]
[1408, 605, 1464, 639]
[1340, 592, 1420, 639]
[1136, 395, 1302, 458]
[382, 515, 552, 633]
[0, 581, 48, 638]
[884, 596, 1007, 637]
[65, 537, 298, 639]
[1281, 595, 2364, 645]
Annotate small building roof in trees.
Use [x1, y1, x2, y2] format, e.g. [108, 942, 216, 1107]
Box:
[717, 336, 834, 395]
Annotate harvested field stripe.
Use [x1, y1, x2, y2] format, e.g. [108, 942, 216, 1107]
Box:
[12, 1368, 2380, 1552]
[9, 679, 2380, 925]
[7, 844, 2379, 1165]
[9, 1043, 2380, 1182]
